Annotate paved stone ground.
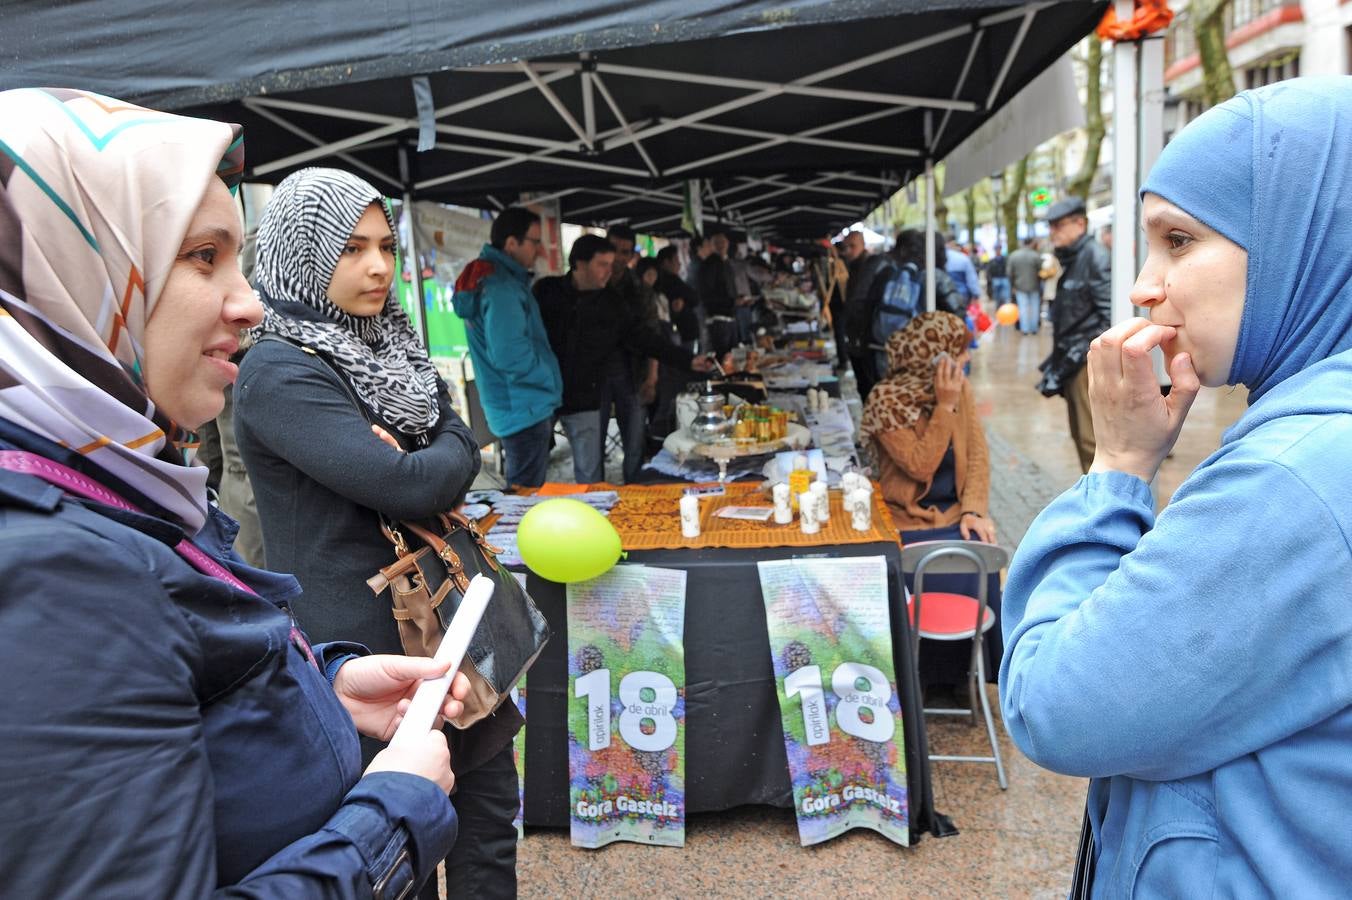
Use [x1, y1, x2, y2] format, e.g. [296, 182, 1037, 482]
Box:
[982, 428, 1062, 551]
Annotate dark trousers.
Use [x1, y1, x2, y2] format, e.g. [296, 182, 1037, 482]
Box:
[419, 743, 520, 900]
[706, 316, 739, 356]
[500, 418, 552, 488]
[652, 341, 697, 439]
[598, 358, 647, 484]
[848, 351, 879, 401]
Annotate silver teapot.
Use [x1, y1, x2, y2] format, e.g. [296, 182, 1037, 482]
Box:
[689, 384, 733, 444]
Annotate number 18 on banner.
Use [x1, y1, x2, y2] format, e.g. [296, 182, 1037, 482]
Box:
[785, 662, 897, 746]
[575, 669, 679, 752]
[758, 557, 909, 847]
[566, 566, 688, 849]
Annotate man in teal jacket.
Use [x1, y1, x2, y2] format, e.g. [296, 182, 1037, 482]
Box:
[452, 207, 562, 486]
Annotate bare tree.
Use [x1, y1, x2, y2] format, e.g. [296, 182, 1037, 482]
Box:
[963, 187, 978, 244]
[1002, 155, 1028, 248]
[1193, 0, 1237, 107]
[1067, 35, 1105, 201]
[934, 164, 949, 238]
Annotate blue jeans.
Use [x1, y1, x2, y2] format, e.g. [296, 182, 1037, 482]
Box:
[735, 304, 756, 344]
[559, 410, 604, 484]
[500, 418, 552, 488]
[598, 358, 647, 484]
[990, 277, 1011, 303]
[1014, 290, 1041, 334]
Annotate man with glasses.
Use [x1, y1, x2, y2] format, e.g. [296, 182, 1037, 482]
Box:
[1038, 196, 1112, 473]
[453, 206, 562, 487]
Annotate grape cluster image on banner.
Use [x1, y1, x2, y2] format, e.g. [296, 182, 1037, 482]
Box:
[757, 556, 908, 847]
[567, 565, 687, 848]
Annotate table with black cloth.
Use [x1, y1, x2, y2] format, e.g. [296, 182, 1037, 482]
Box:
[516, 542, 950, 840]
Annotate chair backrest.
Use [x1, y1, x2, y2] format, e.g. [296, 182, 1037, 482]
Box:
[900, 539, 1008, 576]
[901, 540, 1009, 652]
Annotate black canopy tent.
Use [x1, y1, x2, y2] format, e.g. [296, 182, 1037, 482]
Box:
[6, 0, 1107, 238]
[3, 0, 1110, 839]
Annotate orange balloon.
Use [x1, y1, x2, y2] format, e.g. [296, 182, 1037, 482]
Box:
[995, 302, 1019, 326]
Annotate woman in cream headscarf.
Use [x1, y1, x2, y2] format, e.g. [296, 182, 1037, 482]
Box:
[0, 88, 467, 896]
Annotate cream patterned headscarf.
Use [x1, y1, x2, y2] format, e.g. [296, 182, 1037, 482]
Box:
[0, 88, 243, 533]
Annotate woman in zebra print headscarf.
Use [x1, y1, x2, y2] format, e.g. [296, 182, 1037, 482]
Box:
[235, 168, 521, 900]
[251, 167, 442, 438]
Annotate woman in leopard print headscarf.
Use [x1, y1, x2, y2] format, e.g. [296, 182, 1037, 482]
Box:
[862, 311, 1001, 693]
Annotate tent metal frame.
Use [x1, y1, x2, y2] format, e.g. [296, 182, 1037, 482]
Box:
[233, 2, 1050, 234]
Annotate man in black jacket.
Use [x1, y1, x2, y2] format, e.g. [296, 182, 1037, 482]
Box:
[839, 230, 897, 399]
[536, 235, 713, 483]
[1041, 196, 1112, 473]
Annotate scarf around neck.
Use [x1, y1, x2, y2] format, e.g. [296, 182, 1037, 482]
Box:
[251, 168, 440, 436]
[0, 87, 244, 533]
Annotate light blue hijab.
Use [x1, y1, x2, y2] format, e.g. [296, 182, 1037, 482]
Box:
[1141, 76, 1352, 402]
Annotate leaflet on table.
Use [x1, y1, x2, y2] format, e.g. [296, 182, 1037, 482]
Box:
[714, 505, 774, 522]
[485, 528, 522, 567]
[567, 565, 687, 849]
[757, 557, 909, 847]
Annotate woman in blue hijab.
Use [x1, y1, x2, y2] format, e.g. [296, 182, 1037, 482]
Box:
[1000, 77, 1352, 895]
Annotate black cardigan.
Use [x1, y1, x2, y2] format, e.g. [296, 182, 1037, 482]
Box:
[234, 339, 519, 770]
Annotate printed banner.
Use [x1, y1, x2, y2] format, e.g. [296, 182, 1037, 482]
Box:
[567, 565, 687, 848]
[511, 676, 527, 839]
[511, 572, 529, 838]
[757, 556, 908, 847]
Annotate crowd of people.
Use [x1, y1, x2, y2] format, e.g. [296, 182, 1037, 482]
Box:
[4, 73, 1351, 899]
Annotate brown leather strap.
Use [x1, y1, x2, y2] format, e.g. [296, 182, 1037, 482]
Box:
[400, 520, 471, 592]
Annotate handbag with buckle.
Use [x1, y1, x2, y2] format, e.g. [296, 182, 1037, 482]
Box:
[366, 510, 549, 729]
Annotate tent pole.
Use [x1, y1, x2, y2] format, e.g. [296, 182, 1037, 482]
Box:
[398, 144, 431, 352]
[1110, 0, 1139, 327]
[925, 158, 937, 314]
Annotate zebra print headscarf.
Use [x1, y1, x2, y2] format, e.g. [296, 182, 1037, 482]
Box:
[252, 168, 440, 437]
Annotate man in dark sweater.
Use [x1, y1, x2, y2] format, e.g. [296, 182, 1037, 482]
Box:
[656, 245, 700, 347]
[698, 227, 741, 355]
[536, 235, 714, 483]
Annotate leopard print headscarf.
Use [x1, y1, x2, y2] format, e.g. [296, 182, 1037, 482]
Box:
[859, 311, 971, 445]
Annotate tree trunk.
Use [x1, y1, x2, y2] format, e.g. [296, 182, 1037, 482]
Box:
[963, 188, 977, 245]
[1194, 0, 1237, 108]
[1002, 156, 1028, 250]
[934, 165, 949, 239]
[1066, 36, 1104, 201]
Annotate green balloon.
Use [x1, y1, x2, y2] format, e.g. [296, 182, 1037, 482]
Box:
[517, 498, 622, 583]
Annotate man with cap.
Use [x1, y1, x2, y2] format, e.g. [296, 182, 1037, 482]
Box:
[1038, 195, 1111, 473]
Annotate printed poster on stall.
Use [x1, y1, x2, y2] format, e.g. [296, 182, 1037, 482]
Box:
[511, 677, 526, 839]
[566, 565, 687, 849]
[511, 573, 529, 838]
[757, 556, 908, 847]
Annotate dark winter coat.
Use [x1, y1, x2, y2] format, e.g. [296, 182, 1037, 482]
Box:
[0, 418, 456, 897]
